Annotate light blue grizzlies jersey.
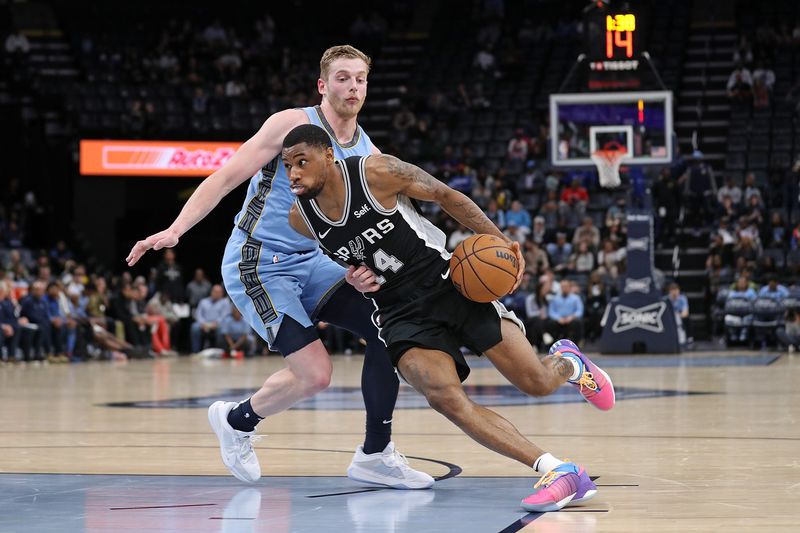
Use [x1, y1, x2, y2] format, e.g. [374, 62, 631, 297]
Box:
[233, 105, 375, 253]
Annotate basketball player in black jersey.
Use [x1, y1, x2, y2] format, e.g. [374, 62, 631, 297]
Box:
[281, 124, 616, 512]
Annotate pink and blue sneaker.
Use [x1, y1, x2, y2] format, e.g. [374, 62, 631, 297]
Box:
[521, 462, 597, 512]
[550, 339, 615, 411]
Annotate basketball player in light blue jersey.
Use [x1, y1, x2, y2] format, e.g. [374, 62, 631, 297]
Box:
[126, 45, 433, 489]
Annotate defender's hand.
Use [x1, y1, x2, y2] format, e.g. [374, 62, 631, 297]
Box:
[346, 265, 381, 293]
[126, 228, 180, 266]
[509, 241, 525, 293]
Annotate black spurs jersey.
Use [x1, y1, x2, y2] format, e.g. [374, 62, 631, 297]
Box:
[295, 156, 450, 305]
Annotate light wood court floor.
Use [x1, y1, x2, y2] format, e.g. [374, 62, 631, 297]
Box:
[0, 350, 798, 532]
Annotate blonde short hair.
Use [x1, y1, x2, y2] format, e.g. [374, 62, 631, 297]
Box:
[319, 45, 371, 80]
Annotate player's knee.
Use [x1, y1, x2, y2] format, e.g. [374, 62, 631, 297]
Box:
[295, 366, 331, 396]
[425, 386, 469, 420]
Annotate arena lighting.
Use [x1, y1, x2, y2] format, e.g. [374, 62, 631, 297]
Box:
[79, 139, 242, 176]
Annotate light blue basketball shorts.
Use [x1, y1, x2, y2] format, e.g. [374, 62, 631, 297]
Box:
[221, 227, 346, 346]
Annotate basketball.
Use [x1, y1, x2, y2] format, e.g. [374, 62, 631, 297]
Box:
[450, 234, 518, 303]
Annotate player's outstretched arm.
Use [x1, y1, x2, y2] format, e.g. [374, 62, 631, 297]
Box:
[125, 109, 308, 266]
[367, 154, 525, 290]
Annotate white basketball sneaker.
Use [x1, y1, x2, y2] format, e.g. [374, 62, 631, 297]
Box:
[208, 401, 261, 483]
[347, 442, 434, 489]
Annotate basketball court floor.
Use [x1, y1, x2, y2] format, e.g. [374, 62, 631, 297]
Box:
[1, 350, 797, 532]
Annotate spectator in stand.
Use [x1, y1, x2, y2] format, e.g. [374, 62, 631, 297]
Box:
[392, 106, 416, 135]
[540, 190, 560, 229]
[156, 249, 185, 302]
[522, 239, 549, 277]
[146, 291, 179, 356]
[531, 215, 547, 245]
[44, 282, 76, 362]
[758, 276, 789, 300]
[752, 62, 775, 91]
[3, 249, 29, 279]
[219, 306, 254, 358]
[191, 284, 231, 353]
[596, 239, 624, 280]
[572, 216, 601, 251]
[777, 309, 800, 352]
[547, 232, 572, 272]
[504, 200, 531, 242]
[727, 65, 753, 102]
[110, 283, 149, 352]
[763, 212, 787, 249]
[753, 78, 770, 108]
[0, 283, 22, 362]
[666, 283, 691, 345]
[20, 281, 50, 362]
[523, 286, 547, 351]
[507, 129, 529, 161]
[716, 194, 741, 221]
[545, 279, 584, 344]
[447, 224, 473, 251]
[186, 268, 211, 310]
[717, 176, 743, 206]
[49, 240, 74, 271]
[725, 275, 758, 343]
[569, 241, 595, 274]
[484, 199, 506, 230]
[559, 177, 589, 226]
[743, 173, 763, 206]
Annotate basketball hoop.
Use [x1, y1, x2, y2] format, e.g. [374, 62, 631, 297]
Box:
[591, 142, 629, 188]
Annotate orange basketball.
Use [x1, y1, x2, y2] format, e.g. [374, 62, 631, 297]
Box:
[450, 234, 518, 303]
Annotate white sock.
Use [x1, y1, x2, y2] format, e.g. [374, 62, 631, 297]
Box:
[533, 452, 565, 473]
[561, 354, 582, 381]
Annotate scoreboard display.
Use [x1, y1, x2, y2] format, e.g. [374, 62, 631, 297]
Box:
[585, 7, 644, 90]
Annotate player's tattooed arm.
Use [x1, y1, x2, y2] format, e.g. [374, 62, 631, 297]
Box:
[288, 203, 315, 240]
[368, 154, 506, 241]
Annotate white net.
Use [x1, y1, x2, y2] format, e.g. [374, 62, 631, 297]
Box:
[591, 148, 629, 189]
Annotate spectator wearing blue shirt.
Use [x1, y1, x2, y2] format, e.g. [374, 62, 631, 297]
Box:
[758, 277, 789, 300]
[191, 284, 232, 353]
[20, 281, 50, 361]
[667, 283, 691, 345]
[44, 282, 76, 362]
[725, 276, 757, 343]
[545, 280, 584, 343]
[504, 200, 532, 242]
[218, 306, 254, 358]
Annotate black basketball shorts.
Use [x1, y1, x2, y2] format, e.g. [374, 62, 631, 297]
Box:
[373, 271, 525, 382]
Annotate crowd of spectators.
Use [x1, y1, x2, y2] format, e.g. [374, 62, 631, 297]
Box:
[0, 216, 273, 362]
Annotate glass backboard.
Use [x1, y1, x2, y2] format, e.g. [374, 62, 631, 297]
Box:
[550, 91, 673, 167]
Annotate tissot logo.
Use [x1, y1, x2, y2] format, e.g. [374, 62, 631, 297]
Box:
[612, 301, 667, 333]
[353, 203, 371, 218]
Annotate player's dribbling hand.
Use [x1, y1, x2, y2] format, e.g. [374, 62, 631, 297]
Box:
[126, 228, 180, 266]
[509, 240, 525, 293]
[346, 265, 381, 293]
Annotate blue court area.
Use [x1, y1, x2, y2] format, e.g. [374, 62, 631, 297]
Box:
[0, 474, 607, 533]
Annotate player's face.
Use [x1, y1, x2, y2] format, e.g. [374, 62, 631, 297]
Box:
[319, 58, 368, 119]
[283, 144, 334, 200]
